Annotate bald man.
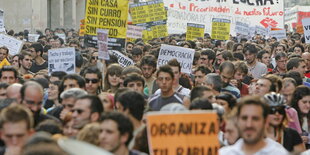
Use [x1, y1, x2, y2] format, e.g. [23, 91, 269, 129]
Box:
[6, 83, 23, 103]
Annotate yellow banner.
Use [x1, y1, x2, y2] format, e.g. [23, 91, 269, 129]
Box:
[85, 0, 129, 38]
[147, 112, 219, 155]
[211, 18, 231, 41]
[142, 24, 168, 41]
[186, 23, 205, 41]
[130, 0, 167, 24]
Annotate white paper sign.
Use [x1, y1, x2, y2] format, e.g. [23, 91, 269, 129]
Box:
[28, 34, 40, 42]
[55, 33, 66, 43]
[126, 25, 143, 39]
[48, 47, 75, 75]
[109, 50, 134, 67]
[235, 21, 249, 36]
[0, 34, 23, 55]
[157, 44, 195, 74]
[269, 29, 287, 40]
[302, 18, 310, 44]
[97, 29, 110, 60]
[0, 10, 4, 33]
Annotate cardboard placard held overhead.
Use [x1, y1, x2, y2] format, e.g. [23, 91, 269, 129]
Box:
[157, 44, 194, 74]
[147, 111, 220, 155]
[48, 47, 76, 75]
[97, 29, 110, 60]
[109, 50, 134, 67]
[302, 18, 310, 44]
[211, 18, 231, 41]
[0, 34, 23, 55]
[28, 34, 40, 42]
[85, 0, 129, 38]
[186, 23, 205, 41]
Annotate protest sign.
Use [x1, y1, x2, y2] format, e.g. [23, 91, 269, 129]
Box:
[109, 50, 134, 67]
[269, 29, 286, 40]
[235, 21, 249, 36]
[55, 33, 66, 43]
[186, 23, 205, 41]
[211, 18, 231, 40]
[48, 47, 76, 75]
[255, 26, 268, 36]
[139, 21, 168, 41]
[157, 44, 194, 74]
[0, 34, 23, 55]
[85, 0, 129, 38]
[28, 34, 40, 42]
[302, 18, 310, 44]
[147, 111, 219, 155]
[0, 10, 4, 33]
[127, 25, 143, 39]
[79, 19, 85, 36]
[163, 0, 284, 35]
[97, 29, 110, 60]
[130, 0, 167, 24]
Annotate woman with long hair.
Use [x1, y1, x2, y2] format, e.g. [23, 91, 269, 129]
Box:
[103, 63, 123, 93]
[265, 93, 305, 152]
[291, 86, 310, 149]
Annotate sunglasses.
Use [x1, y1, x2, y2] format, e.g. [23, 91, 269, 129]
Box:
[269, 106, 286, 115]
[85, 78, 99, 83]
[91, 56, 98, 60]
[71, 109, 84, 114]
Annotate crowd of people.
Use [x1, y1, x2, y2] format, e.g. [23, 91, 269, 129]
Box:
[0, 27, 309, 155]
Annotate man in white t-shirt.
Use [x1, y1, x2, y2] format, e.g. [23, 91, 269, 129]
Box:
[220, 96, 288, 155]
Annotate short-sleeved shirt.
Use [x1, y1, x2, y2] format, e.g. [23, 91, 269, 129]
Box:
[148, 92, 184, 111]
[248, 61, 267, 79]
[283, 128, 303, 152]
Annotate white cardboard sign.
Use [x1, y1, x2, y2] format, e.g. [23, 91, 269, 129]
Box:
[109, 50, 134, 67]
[157, 44, 195, 74]
[97, 29, 110, 60]
[0, 34, 23, 55]
[302, 18, 310, 44]
[48, 47, 76, 75]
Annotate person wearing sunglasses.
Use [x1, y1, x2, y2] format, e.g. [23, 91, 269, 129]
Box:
[82, 66, 102, 95]
[89, 51, 99, 67]
[264, 93, 305, 153]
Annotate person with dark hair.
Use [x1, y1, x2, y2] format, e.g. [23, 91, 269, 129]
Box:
[49, 71, 67, 82]
[219, 61, 240, 98]
[123, 74, 145, 96]
[253, 76, 274, 96]
[148, 65, 187, 111]
[220, 96, 288, 154]
[293, 44, 305, 56]
[71, 95, 104, 128]
[291, 86, 310, 149]
[126, 42, 134, 53]
[59, 74, 86, 93]
[189, 98, 213, 110]
[140, 56, 157, 96]
[272, 52, 287, 74]
[103, 64, 123, 93]
[18, 51, 34, 76]
[11, 54, 20, 69]
[190, 86, 215, 103]
[287, 58, 310, 84]
[29, 42, 47, 73]
[232, 43, 243, 53]
[257, 50, 272, 71]
[82, 66, 102, 95]
[0, 66, 19, 84]
[99, 112, 143, 155]
[193, 65, 211, 86]
[243, 44, 267, 79]
[20, 81, 58, 127]
[75, 52, 84, 74]
[0, 82, 9, 100]
[205, 73, 222, 95]
[131, 48, 143, 64]
[0, 46, 10, 68]
[198, 49, 216, 73]
[302, 52, 310, 78]
[0, 104, 34, 155]
[216, 92, 236, 114]
[231, 61, 249, 97]
[154, 59, 190, 96]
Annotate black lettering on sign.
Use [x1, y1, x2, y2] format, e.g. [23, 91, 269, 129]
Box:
[87, 7, 98, 15]
[175, 146, 218, 155]
[85, 25, 97, 34]
[306, 36, 310, 41]
[304, 25, 310, 31]
[150, 122, 215, 136]
[153, 148, 168, 155]
[87, 16, 97, 25]
[100, 0, 118, 7]
[233, 0, 274, 6]
[89, 0, 99, 5]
